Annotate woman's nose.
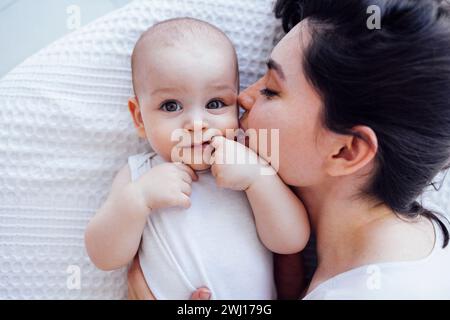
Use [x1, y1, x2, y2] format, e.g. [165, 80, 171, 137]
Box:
[238, 83, 259, 130]
[238, 88, 255, 112]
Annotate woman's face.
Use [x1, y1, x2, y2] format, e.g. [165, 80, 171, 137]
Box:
[239, 22, 331, 187]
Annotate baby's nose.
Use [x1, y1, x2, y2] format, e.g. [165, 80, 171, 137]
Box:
[184, 119, 209, 132]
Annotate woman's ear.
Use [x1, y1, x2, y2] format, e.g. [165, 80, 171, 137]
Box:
[325, 125, 378, 177]
[128, 97, 147, 139]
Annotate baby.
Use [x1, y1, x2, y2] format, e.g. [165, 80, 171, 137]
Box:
[85, 17, 310, 299]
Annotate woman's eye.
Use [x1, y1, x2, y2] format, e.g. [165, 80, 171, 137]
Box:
[160, 101, 182, 112]
[260, 88, 279, 99]
[206, 100, 225, 109]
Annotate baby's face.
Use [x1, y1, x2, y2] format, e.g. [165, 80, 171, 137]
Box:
[136, 40, 239, 171]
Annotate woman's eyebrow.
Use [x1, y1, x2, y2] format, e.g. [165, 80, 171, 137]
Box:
[267, 58, 285, 80]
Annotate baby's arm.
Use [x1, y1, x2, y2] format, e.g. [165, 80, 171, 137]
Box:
[85, 162, 197, 271]
[85, 165, 149, 270]
[245, 169, 310, 254]
[210, 136, 310, 254]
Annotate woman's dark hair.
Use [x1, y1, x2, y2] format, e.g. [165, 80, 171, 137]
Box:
[275, 0, 450, 247]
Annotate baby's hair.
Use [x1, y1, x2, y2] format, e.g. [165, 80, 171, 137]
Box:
[131, 17, 238, 99]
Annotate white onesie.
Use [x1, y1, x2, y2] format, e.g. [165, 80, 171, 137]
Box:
[128, 152, 276, 300]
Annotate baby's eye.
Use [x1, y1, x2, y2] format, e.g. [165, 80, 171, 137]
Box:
[206, 99, 225, 109]
[160, 100, 182, 112]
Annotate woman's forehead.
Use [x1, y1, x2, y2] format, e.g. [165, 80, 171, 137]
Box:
[271, 21, 310, 79]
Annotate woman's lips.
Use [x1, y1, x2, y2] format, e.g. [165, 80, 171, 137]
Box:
[239, 121, 248, 133]
[239, 111, 249, 131]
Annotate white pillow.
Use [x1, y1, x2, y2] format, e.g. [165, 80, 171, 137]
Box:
[422, 171, 450, 219]
[0, 0, 281, 299]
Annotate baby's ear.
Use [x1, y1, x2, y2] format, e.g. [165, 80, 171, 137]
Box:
[128, 97, 147, 139]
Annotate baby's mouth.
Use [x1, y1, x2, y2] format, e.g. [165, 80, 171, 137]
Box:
[192, 141, 211, 149]
[179, 141, 211, 149]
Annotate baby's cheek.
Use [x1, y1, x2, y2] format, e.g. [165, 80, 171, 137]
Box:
[211, 114, 238, 137]
[147, 127, 174, 159]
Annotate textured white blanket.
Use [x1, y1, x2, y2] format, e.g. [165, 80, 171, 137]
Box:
[0, 0, 280, 299]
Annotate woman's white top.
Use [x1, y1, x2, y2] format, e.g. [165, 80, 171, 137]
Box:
[128, 152, 276, 300]
[304, 218, 450, 299]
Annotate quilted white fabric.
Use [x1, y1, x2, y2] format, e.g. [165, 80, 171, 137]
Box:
[422, 171, 450, 218]
[1, 0, 448, 300]
[0, 0, 281, 299]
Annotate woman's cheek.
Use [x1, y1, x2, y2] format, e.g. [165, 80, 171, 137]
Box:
[244, 104, 279, 163]
[247, 102, 272, 131]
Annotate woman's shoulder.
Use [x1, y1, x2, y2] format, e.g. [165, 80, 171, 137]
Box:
[356, 215, 436, 266]
[305, 216, 450, 300]
[305, 251, 450, 299]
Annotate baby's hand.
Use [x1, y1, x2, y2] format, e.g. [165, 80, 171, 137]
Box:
[210, 136, 269, 191]
[134, 162, 198, 211]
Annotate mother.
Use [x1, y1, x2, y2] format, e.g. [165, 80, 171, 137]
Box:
[129, 0, 450, 299]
